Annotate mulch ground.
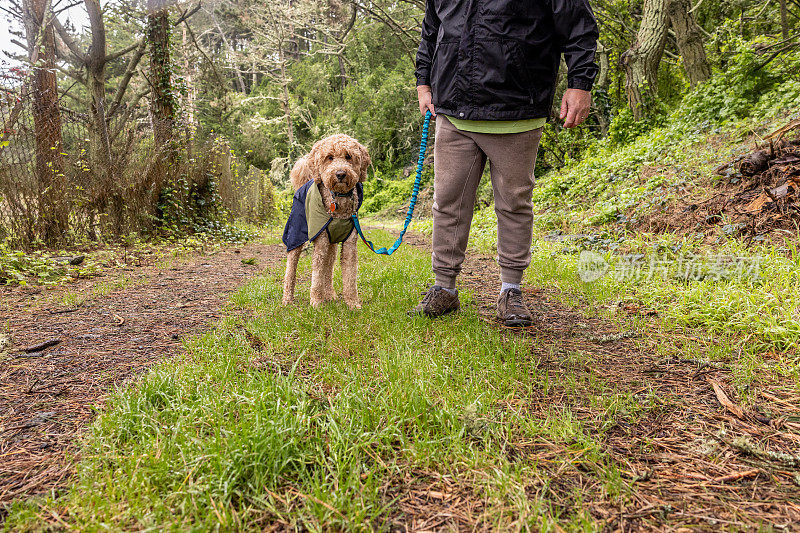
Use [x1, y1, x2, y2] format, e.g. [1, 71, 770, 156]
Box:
[639, 126, 800, 241]
[398, 234, 800, 531]
[0, 242, 285, 505]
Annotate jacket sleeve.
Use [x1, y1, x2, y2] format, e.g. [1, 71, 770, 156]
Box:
[415, 0, 440, 86]
[551, 0, 600, 91]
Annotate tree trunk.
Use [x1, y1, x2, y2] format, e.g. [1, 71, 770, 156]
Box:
[147, 1, 174, 149]
[83, 0, 119, 235]
[278, 46, 295, 154]
[252, 56, 257, 93]
[593, 42, 611, 136]
[667, 0, 711, 87]
[147, 0, 175, 225]
[621, 0, 668, 121]
[213, 16, 247, 93]
[779, 0, 789, 40]
[182, 23, 196, 133]
[336, 6, 356, 92]
[25, 0, 68, 245]
[338, 53, 347, 91]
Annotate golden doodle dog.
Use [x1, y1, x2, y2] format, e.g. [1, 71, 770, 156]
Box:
[281, 134, 371, 309]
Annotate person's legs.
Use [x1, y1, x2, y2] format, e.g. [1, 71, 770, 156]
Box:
[430, 116, 487, 289]
[472, 127, 543, 327]
[473, 127, 543, 288]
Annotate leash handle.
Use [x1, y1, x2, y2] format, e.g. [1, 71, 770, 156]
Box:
[353, 110, 432, 255]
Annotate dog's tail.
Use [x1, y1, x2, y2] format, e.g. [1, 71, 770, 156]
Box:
[289, 156, 313, 191]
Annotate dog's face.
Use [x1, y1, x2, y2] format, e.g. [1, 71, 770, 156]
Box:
[308, 134, 371, 193]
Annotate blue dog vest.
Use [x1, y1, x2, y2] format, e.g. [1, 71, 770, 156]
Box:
[282, 181, 364, 252]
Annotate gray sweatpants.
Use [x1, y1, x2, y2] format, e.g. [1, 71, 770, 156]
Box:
[431, 115, 543, 289]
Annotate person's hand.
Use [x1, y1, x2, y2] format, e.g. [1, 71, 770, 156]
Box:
[559, 88, 591, 128]
[417, 85, 436, 116]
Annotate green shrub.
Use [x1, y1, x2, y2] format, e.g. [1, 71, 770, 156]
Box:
[608, 107, 665, 146]
[360, 165, 433, 215]
[675, 37, 792, 128]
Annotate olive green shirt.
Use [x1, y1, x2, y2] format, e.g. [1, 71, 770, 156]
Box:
[445, 116, 547, 134]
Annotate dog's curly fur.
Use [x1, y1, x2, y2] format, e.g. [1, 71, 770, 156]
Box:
[282, 134, 371, 309]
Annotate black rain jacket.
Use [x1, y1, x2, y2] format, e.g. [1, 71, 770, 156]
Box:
[415, 0, 599, 121]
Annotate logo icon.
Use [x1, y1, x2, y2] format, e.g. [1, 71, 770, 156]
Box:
[577, 250, 608, 282]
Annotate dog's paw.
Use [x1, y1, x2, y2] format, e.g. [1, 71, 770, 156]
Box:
[310, 297, 324, 308]
[324, 291, 338, 302]
[345, 300, 362, 310]
[281, 297, 293, 306]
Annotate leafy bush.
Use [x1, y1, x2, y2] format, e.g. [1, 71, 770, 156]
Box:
[608, 107, 665, 146]
[527, 35, 800, 232]
[675, 35, 797, 128]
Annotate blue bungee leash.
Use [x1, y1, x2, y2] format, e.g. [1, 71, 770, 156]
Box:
[352, 110, 432, 255]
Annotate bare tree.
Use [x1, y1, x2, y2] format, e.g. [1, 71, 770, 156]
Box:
[211, 11, 248, 93]
[245, 0, 316, 153]
[350, 0, 418, 60]
[333, 2, 357, 91]
[54, 0, 149, 234]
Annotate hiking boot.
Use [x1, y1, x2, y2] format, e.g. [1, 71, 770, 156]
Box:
[497, 288, 532, 327]
[408, 286, 460, 318]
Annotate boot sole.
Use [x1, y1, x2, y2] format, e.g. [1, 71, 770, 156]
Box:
[408, 306, 460, 318]
[501, 317, 532, 327]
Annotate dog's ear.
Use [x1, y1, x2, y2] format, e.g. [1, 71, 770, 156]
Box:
[306, 140, 325, 184]
[289, 156, 312, 191]
[356, 141, 371, 182]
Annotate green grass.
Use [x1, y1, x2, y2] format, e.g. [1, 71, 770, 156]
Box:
[55, 273, 147, 308]
[5, 230, 641, 532]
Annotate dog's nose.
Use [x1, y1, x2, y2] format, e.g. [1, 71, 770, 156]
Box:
[336, 170, 346, 181]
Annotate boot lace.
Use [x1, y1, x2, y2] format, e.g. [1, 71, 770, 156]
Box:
[420, 287, 438, 307]
[504, 290, 527, 316]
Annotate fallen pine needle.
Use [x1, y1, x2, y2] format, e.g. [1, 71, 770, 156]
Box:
[714, 469, 760, 483]
[707, 378, 745, 419]
[760, 390, 798, 411]
[290, 489, 346, 520]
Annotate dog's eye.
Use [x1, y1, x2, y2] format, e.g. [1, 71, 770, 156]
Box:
[345, 153, 352, 160]
[327, 155, 334, 161]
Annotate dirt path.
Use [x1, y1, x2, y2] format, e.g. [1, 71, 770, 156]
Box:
[404, 233, 800, 531]
[0, 242, 285, 504]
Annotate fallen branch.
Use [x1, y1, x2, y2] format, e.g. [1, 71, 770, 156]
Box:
[763, 118, 800, 142]
[46, 307, 81, 315]
[717, 432, 800, 468]
[21, 339, 61, 353]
